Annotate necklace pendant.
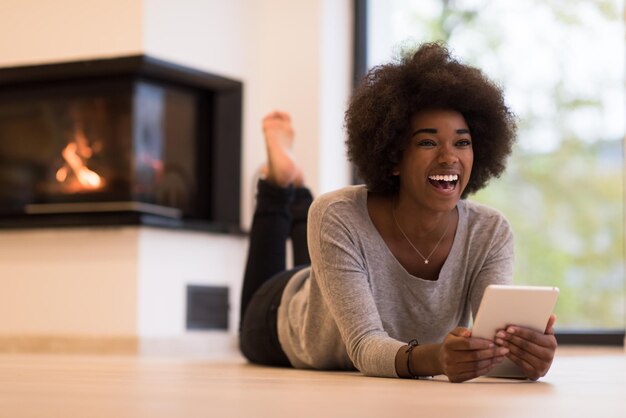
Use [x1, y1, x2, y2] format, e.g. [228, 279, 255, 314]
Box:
[392, 201, 452, 269]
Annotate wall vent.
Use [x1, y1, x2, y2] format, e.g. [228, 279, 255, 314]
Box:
[186, 285, 229, 330]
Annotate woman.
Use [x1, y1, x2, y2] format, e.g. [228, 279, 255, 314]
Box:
[239, 42, 557, 383]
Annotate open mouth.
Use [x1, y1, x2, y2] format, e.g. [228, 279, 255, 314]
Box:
[428, 174, 459, 191]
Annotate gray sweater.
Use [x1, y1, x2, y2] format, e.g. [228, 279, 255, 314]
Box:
[277, 185, 514, 377]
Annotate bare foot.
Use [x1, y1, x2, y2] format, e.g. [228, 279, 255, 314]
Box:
[262, 111, 304, 187]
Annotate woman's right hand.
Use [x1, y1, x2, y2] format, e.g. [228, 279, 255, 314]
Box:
[438, 327, 509, 383]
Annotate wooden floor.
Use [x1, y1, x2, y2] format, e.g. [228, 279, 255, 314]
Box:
[0, 346, 624, 418]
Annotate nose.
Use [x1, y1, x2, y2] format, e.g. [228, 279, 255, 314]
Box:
[437, 143, 459, 165]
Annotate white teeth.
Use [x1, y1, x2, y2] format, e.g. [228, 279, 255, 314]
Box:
[429, 174, 458, 182]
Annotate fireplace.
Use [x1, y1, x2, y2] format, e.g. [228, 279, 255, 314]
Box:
[0, 55, 242, 232]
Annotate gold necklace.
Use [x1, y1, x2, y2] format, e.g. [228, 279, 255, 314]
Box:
[391, 201, 453, 265]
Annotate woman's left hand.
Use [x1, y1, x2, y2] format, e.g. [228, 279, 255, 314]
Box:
[494, 314, 557, 380]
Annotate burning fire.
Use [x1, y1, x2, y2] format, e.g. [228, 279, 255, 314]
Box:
[56, 127, 104, 191]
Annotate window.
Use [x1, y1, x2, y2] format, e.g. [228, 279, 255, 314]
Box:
[360, 0, 625, 337]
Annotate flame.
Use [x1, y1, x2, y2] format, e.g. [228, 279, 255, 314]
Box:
[56, 127, 104, 191]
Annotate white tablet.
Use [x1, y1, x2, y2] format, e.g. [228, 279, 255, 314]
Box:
[471, 284, 560, 378]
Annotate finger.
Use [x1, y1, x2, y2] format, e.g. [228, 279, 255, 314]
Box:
[506, 351, 541, 380]
[446, 333, 495, 351]
[496, 334, 554, 367]
[500, 326, 557, 350]
[446, 328, 490, 350]
[502, 337, 543, 367]
[450, 327, 471, 338]
[448, 338, 495, 351]
[454, 346, 509, 364]
[545, 314, 556, 335]
[443, 347, 508, 379]
[501, 334, 554, 376]
[448, 364, 496, 383]
[453, 355, 506, 374]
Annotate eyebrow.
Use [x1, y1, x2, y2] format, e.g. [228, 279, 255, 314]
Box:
[412, 128, 471, 136]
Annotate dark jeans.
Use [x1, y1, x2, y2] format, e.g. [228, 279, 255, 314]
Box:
[239, 179, 313, 367]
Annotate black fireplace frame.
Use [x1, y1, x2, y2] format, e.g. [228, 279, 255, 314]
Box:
[0, 55, 242, 233]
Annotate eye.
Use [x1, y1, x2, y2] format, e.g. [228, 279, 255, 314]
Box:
[456, 138, 472, 147]
[416, 139, 437, 147]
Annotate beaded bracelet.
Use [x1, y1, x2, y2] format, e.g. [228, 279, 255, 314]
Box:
[405, 339, 420, 379]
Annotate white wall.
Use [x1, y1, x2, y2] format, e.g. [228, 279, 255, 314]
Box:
[0, 0, 143, 67]
[0, 229, 140, 336]
[318, 0, 352, 193]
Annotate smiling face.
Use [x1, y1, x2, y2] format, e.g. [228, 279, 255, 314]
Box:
[395, 108, 474, 213]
